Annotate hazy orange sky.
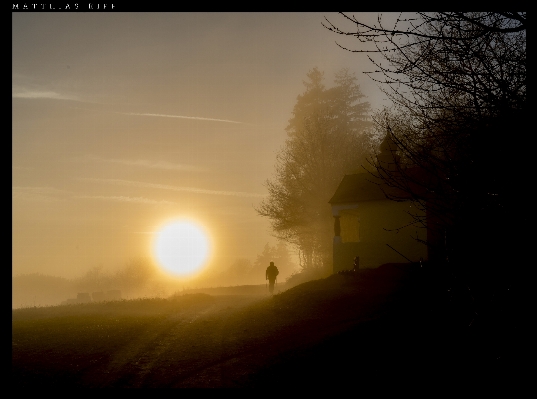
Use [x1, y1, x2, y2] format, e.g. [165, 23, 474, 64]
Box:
[12, 12, 393, 280]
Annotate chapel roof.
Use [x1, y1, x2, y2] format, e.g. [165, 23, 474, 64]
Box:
[329, 167, 428, 205]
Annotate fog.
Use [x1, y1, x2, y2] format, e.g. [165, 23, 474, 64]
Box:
[12, 12, 388, 306]
[13, 11, 526, 389]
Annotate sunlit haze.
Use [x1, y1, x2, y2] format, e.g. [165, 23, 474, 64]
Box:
[12, 12, 388, 287]
[12, 10, 526, 388]
[153, 219, 210, 277]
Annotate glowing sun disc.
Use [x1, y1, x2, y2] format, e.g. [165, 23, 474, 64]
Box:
[153, 220, 210, 276]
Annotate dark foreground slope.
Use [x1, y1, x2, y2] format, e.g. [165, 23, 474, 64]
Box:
[12, 264, 526, 389]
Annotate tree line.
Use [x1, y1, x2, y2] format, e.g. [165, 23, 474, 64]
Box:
[325, 12, 526, 276]
[257, 67, 374, 274]
[258, 12, 526, 302]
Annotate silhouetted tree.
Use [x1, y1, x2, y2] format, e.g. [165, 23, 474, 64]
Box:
[324, 12, 527, 320]
[74, 265, 111, 293]
[257, 68, 372, 271]
[115, 258, 156, 295]
[73, 258, 158, 298]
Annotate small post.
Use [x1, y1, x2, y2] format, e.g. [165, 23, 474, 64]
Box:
[353, 256, 359, 272]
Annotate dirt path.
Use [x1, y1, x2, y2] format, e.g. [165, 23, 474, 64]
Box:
[100, 294, 270, 387]
[89, 276, 400, 388]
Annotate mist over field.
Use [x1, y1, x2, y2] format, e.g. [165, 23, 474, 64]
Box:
[12, 241, 302, 309]
[13, 12, 372, 308]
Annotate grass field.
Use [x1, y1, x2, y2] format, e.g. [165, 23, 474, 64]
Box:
[12, 265, 525, 388]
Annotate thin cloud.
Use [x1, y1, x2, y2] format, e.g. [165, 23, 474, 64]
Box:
[12, 79, 246, 124]
[79, 178, 266, 198]
[121, 112, 244, 125]
[75, 195, 177, 206]
[12, 86, 80, 101]
[12, 186, 70, 202]
[82, 155, 206, 172]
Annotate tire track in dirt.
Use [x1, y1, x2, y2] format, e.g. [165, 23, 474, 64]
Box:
[141, 290, 386, 387]
[99, 295, 267, 387]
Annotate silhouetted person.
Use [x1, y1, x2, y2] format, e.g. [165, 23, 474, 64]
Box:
[353, 256, 359, 272]
[266, 261, 279, 294]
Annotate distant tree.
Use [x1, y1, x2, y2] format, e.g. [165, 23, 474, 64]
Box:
[252, 241, 297, 280]
[257, 68, 373, 271]
[227, 258, 254, 285]
[115, 258, 156, 295]
[74, 265, 110, 293]
[73, 259, 157, 298]
[273, 240, 297, 277]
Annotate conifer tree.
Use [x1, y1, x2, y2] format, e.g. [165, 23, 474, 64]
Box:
[257, 68, 372, 271]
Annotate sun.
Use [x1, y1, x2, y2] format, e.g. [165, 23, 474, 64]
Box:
[153, 219, 211, 276]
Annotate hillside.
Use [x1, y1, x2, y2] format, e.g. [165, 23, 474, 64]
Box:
[12, 264, 524, 388]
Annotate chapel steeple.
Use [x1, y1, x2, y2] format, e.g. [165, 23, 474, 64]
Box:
[377, 128, 401, 172]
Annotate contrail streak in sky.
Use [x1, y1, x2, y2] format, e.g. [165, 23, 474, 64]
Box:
[82, 155, 206, 172]
[12, 89, 79, 101]
[75, 195, 177, 205]
[79, 178, 266, 198]
[11, 84, 244, 124]
[12, 186, 71, 202]
[121, 112, 244, 124]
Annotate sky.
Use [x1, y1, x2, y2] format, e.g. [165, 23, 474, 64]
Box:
[12, 12, 393, 281]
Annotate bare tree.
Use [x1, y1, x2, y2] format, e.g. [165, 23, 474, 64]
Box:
[324, 12, 527, 323]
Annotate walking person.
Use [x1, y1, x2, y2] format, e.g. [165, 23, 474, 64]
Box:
[265, 261, 279, 294]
